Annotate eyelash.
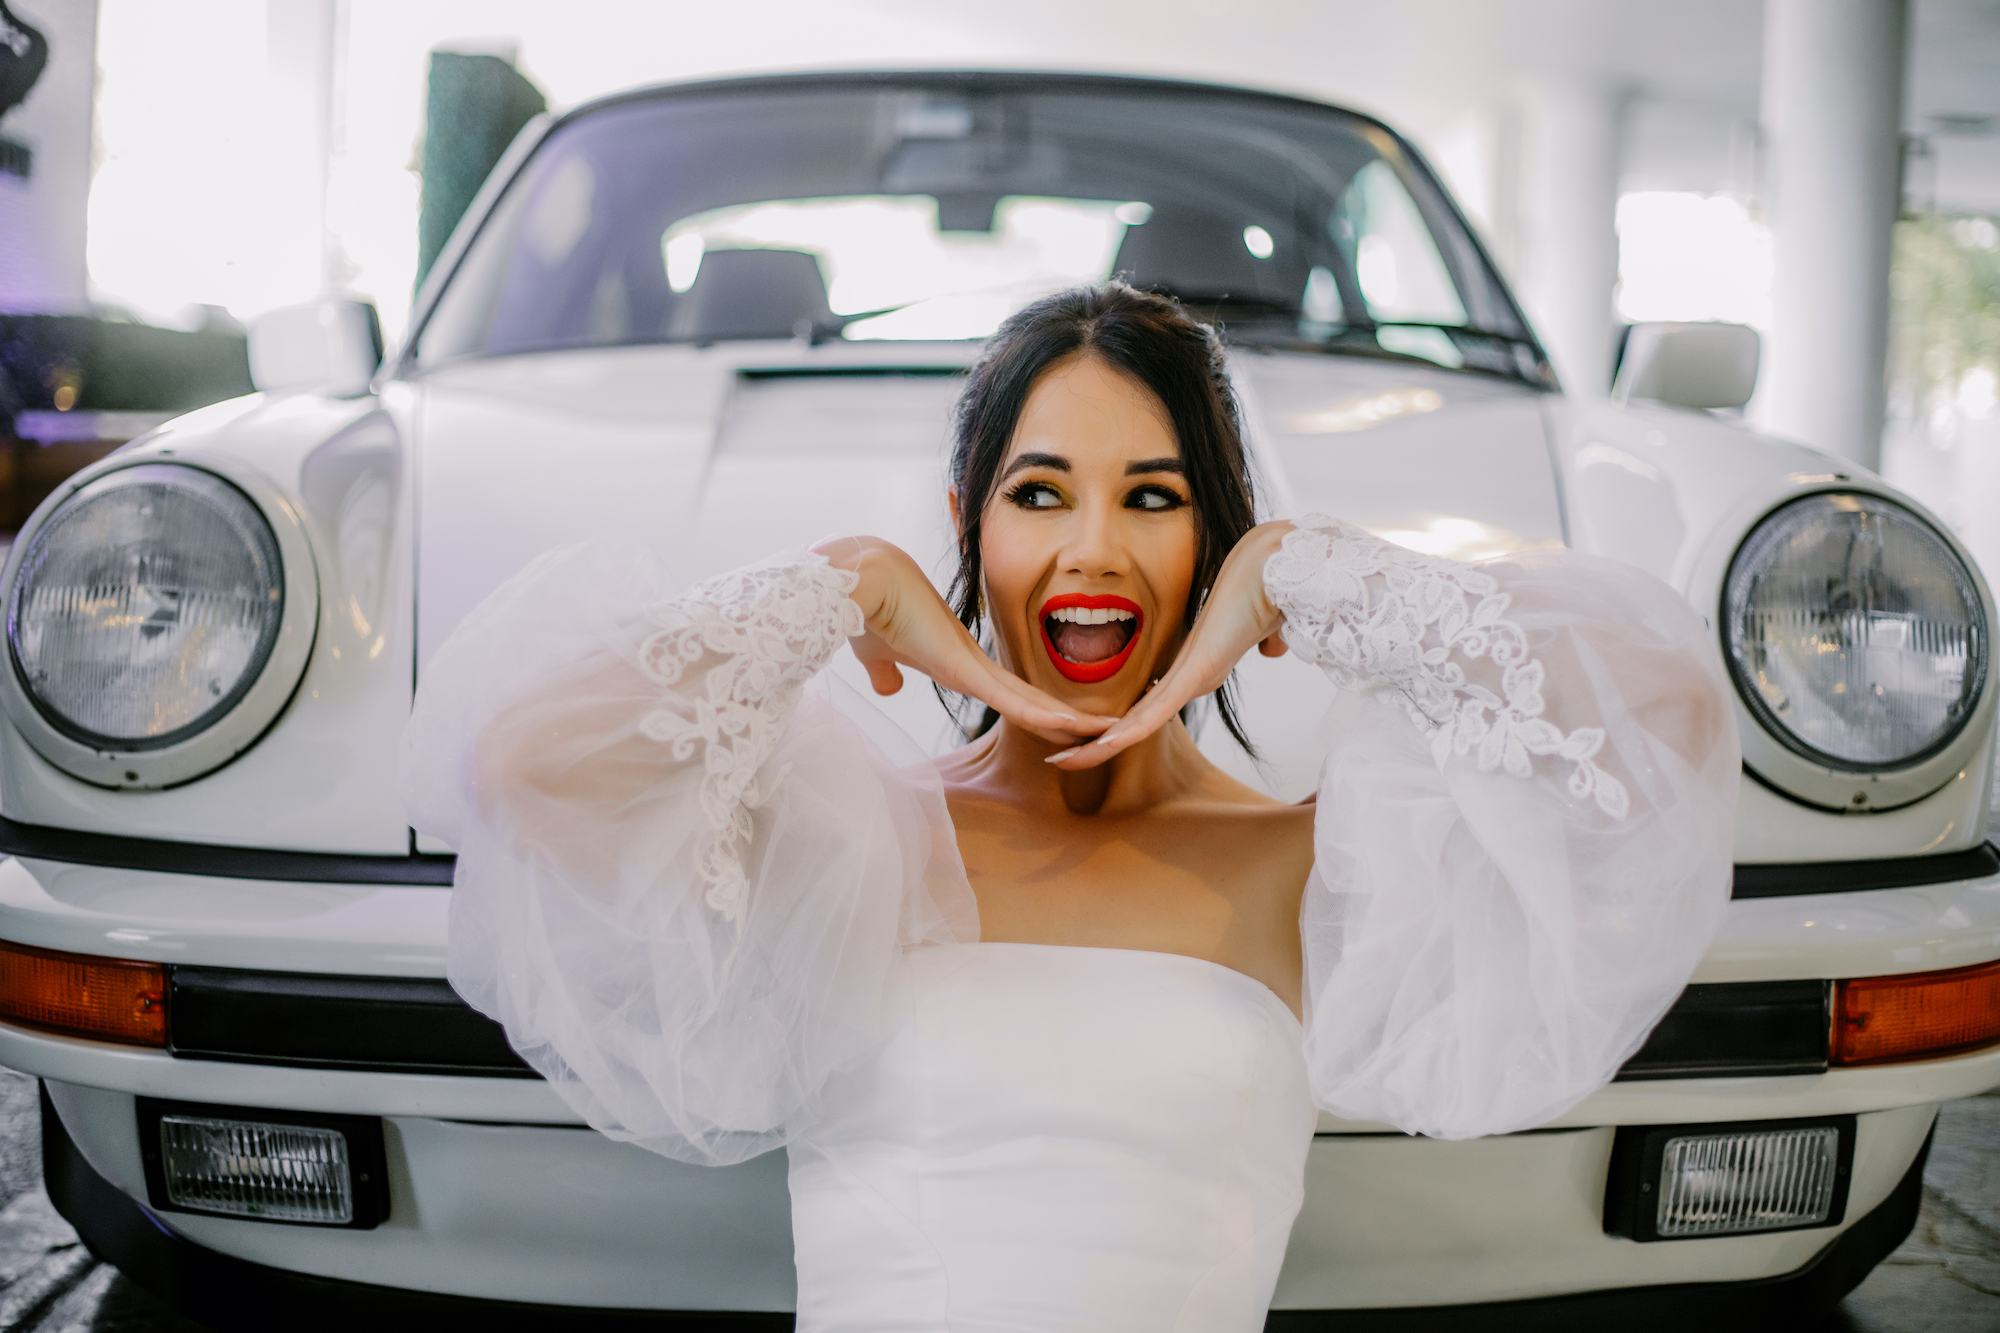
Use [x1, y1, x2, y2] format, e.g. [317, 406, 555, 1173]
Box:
[1126, 485, 1185, 512]
[1004, 481, 1065, 509]
[1002, 481, 1187, 512]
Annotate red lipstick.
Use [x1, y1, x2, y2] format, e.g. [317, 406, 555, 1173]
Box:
[1039, 594, 1144, 684]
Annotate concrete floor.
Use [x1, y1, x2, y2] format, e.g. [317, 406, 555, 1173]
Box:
[0, 1065, 1994, 1331]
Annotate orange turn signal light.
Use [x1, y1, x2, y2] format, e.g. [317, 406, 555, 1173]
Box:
[0, 938, 167, 1047]
[1833, 958, 2000, 1067]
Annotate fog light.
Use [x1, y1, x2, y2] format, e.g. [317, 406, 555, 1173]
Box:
[0, 938, 165, 1046]
[1656, 1126, 1840, 1237]
[135, 1099, 389, 1229]
[160, 1116, 354, 1224]
[1605, 1115, 1855, 1242]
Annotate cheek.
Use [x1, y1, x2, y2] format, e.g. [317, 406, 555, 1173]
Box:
[977, 510, 1044, 620]
[1144, 517, 1200, 632]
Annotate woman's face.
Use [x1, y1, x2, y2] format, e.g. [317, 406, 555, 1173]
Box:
[972, 352, 1198, 716]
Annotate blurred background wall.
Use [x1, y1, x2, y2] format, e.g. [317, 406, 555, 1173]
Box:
[0, 0, 1995, 551]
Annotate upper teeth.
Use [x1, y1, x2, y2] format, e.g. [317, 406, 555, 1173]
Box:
[1050, 607, 1136, 625]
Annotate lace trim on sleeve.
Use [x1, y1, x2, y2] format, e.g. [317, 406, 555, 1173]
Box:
[632, 550, 866, 921]
[1264, 514, 1629, 819]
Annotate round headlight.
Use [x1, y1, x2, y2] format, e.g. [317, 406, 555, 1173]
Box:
[7, 464, 285, 751]
[1724, 492, 1987, 773]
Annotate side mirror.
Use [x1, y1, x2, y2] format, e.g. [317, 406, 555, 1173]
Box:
[249, 299, 383, 395]
[1613, 321, 1760, 411]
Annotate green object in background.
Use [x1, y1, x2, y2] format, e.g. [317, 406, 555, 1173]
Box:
[1889, 212, 2000, 422]
[416, 52, 547, 293]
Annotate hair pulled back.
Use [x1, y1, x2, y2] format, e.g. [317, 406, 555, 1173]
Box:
[944, 281, 1259, 753]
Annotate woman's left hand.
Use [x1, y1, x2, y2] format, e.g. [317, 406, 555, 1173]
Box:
[1048, 520, 1295, 769]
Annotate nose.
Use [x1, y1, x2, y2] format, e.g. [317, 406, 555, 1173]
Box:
[1060, 496, 1128, 584]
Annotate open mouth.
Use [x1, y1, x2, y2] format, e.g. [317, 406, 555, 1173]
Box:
[1039, 594, 1143, 684]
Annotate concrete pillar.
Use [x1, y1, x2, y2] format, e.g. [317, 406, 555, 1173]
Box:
[265, 0, 350, 297]
[0, 0, 98, 314]
[1515, 78, 1629, 397]
[1758, 0, 1908, 471]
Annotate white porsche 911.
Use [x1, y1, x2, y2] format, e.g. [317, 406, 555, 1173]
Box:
[0, 71, 1995, 1331]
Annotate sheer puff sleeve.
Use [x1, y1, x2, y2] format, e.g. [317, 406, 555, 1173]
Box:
[399, 544, 977, 1166]
[1265, 515, 1739, 1140]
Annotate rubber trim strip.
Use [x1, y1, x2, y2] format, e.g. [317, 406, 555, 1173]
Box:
[0, 815, 454, 885]
[166, 965, 534, 1077]
[736, 365, 966, 379]
[1733, 841, 2000, 899]
[1, 814, 1993, 898]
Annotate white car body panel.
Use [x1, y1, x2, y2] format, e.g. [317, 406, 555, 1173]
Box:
[1275, 1102, 1937, 1308]
[411, 341, 1564, 799]
[44, 1080, 799, 1311]
[1236, 353, 1565, 559]
[0, 390, 418, 854]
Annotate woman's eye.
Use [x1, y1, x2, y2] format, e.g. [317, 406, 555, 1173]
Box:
[1006, 481, 1066, 510]
[1126, 486, 1185, 512]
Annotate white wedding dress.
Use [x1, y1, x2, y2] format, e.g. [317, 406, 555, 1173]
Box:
[399, 517, 1740, 1331]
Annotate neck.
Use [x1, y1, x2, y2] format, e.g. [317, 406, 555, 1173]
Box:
[964, 711, 1210, 817]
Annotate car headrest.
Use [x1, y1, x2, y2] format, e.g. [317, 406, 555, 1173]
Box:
[1112, 209, 1306, 307]
[666, 248, 836, 342]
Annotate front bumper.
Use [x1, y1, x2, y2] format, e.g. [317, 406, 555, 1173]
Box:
[41, 1079, 1937, 1333]
[39, 1077, 796, 1313]
[13, 1011, 1989, 1313]
[7, 853, 2000, 1319]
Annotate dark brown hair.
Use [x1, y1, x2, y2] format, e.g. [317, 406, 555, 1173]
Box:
[943, 282, 1259, 753]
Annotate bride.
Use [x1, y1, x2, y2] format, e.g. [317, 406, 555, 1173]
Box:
[401, 283, 1739, 1331]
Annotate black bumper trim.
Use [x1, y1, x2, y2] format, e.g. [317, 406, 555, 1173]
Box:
[0, 815, 454, 885]
[1613, 979, 1830, 1081]
[166, 966, 535, 1077]
[43, 1080, 1931, 1333]
[1733, 841, 2000, 899]
[7, 810, 1992, 900]
[153, 961, 1828, 1084]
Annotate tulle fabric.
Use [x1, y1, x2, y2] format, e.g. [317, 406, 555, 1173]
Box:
[1290, 545, 1739, 1139]
[399, 543, 977, 1166]
[405, 525, 1737, 1164]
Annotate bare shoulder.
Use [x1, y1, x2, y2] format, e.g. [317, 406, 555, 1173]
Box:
[1171, 768, 1316, 862]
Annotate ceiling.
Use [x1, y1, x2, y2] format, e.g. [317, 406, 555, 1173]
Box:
[402, 0, 2000, 210]
[844, 0, 2000, 209]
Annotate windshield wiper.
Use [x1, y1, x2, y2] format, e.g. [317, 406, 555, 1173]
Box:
[1121, 288, 1304, 322]
[1366, 320, 1540, 349]
[1226, 317, 1550, 386]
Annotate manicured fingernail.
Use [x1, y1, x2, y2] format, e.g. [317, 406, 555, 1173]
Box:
[1093, 731, 1119, 746]
[1045, 748, 1080, 763]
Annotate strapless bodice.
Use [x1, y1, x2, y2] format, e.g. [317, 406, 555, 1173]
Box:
[787, 943, 1318, 1333]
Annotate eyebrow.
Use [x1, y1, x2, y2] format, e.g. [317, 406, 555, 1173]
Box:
[1000, 452, 1069, 479]
[998, 453, 1185, 479]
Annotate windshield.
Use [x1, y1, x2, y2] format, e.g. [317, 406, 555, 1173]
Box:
[415, 78, 1545, 381]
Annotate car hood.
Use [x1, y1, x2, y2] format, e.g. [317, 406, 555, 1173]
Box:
[414, 342, 1560, 659]
[1229, 351, 1562, 558]
[412, 341, 1559, 782]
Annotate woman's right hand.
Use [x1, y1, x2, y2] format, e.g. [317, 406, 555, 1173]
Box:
[813, 535, 1114, 747]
